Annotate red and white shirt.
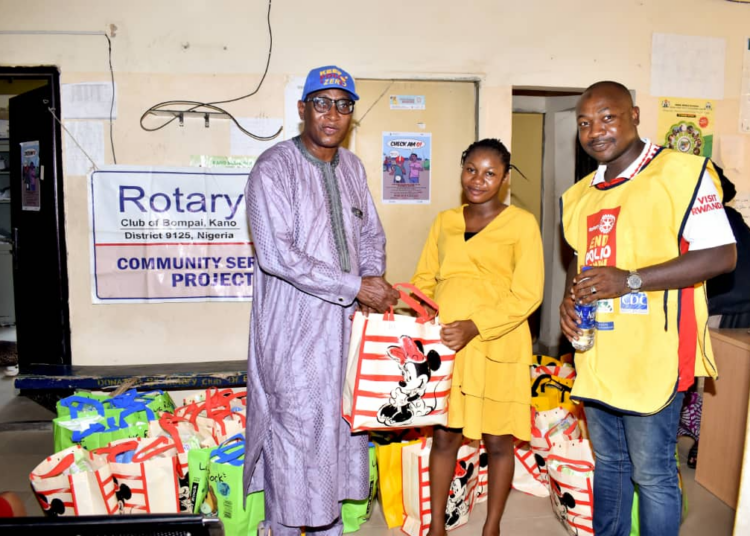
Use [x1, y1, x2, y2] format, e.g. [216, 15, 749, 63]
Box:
[590, 139, 735, 251]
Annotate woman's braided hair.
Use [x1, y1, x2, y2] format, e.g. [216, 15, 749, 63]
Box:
[460, 138, 527, 179]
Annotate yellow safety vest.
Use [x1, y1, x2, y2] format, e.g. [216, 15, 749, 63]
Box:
[560, 148, 719, 415]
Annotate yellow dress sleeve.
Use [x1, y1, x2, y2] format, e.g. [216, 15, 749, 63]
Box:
[468, 214, 544, 341]
[410, 213, 442, 299]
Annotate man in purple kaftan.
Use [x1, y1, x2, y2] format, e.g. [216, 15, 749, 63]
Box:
[244, 65, 399, 535]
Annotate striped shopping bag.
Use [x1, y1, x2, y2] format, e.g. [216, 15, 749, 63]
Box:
[94, 437, 182, 514]
[512, 439, 549, 497]
[547, 439, 595, 535]
[401, 438, 480, 536]
[30, 445, 118, 516]
[475, 441, 489, 503]
[343, 283, 455, 432]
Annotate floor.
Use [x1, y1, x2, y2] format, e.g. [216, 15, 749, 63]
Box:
[0, 367, 738, 535]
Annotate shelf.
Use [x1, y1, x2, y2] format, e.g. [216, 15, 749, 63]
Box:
[147, 109, 229, 127]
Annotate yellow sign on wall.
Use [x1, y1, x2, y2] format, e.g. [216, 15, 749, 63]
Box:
[657, 97, 715, 158]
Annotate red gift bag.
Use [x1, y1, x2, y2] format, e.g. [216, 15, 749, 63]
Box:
[343, 284, 455, 432]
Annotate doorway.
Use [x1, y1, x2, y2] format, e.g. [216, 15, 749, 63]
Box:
[0, 67, 70, 374]
[512, 89, 583, 357]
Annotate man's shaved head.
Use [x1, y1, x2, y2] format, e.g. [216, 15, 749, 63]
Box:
[581, 81, 634, 107]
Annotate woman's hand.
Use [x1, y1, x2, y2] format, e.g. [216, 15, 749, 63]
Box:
[440, 320, 479, 352]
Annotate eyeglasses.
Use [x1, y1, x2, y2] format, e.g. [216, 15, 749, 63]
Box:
[305, 96, 355, 115]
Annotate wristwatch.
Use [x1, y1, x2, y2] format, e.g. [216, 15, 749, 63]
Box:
[626, 270, 643, 293]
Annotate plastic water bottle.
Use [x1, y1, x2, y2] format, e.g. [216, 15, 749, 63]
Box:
[572, 266, 596, 352]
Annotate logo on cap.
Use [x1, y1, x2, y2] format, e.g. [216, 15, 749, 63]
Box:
[319, 68, 349, 88]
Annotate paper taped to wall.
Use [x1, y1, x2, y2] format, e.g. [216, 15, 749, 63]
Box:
[651, 33, 725, 100]
[284, 76, 305, 141]
[64, 121, 105, 176]
[62, 82, 117, 120]
[230, 117, 283, 157]
[730, 192, 750, 227]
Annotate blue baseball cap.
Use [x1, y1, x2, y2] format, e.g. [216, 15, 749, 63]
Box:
[301, 65, 360, 101]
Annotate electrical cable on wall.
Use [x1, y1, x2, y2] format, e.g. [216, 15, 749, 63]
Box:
[0, 30, 118, 164]
[104, 32, 117, 163]
[139, 0, 282, 141]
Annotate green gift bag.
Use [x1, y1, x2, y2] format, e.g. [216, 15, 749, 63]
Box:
[53, 404, 154, 453]
[342, 443, 378, 533]
[189, 446, 215, 515]
[57, 390, 175, 419]
[56, 393, 110, 418]
[208, 434, 264, 536]
[134, 390, 176, 415]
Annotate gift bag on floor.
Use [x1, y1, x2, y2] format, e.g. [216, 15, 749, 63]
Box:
[118, 390, 175, 416]
[531, 363, 577, 382]
[94, 437, 182, 514]
[54, 402, 154, 453]
[207, 434, 264, 536]
[56, 394, 109, 419]
[30, 445, 119, 516]
[530, 406, 581, 485]
[188, 446, 215, 515]
[148, 412, 217, 452]
[151, 412, 218, 513]
[401, 438, 480, 536]
[475, 441, 489, 504]
[512, 439, 549, 497]
[531, 373, 576, 413]
[342, 443, 378, 533]
[531, 407, 580, 455]
[343, 283, 455, 432]
[374, 437, 422, 528]
[547, 439, 595, 536]
[57, 390, 174, 419]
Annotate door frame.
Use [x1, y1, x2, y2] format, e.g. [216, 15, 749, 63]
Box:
[2, 65, 71, 366]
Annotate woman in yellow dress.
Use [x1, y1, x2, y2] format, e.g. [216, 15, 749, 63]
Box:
[411, 139, 544, 536]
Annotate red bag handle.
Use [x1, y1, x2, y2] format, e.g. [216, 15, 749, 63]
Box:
[93, 440, 140, 463]
[36, 451, 78, 478]
[178, 401, 208, 427]
[158, 413, 198, 454]
[131, 436, 176, 463]
[391, 283, 438, 323]
[175, 401, 203, 420]
[211, 411, 246, 437]
[394, 282, 439, 312]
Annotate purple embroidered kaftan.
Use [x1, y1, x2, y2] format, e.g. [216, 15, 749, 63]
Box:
[243, 138, 386, 528]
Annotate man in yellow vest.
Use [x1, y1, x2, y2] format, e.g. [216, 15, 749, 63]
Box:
[559, 81, 736, 536]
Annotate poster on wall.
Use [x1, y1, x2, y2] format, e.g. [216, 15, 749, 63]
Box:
[657, 97, 715, 158]
[382, 131, 431, 204]
[89, 165, 254, 303]
[20, 141, 41, 211]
